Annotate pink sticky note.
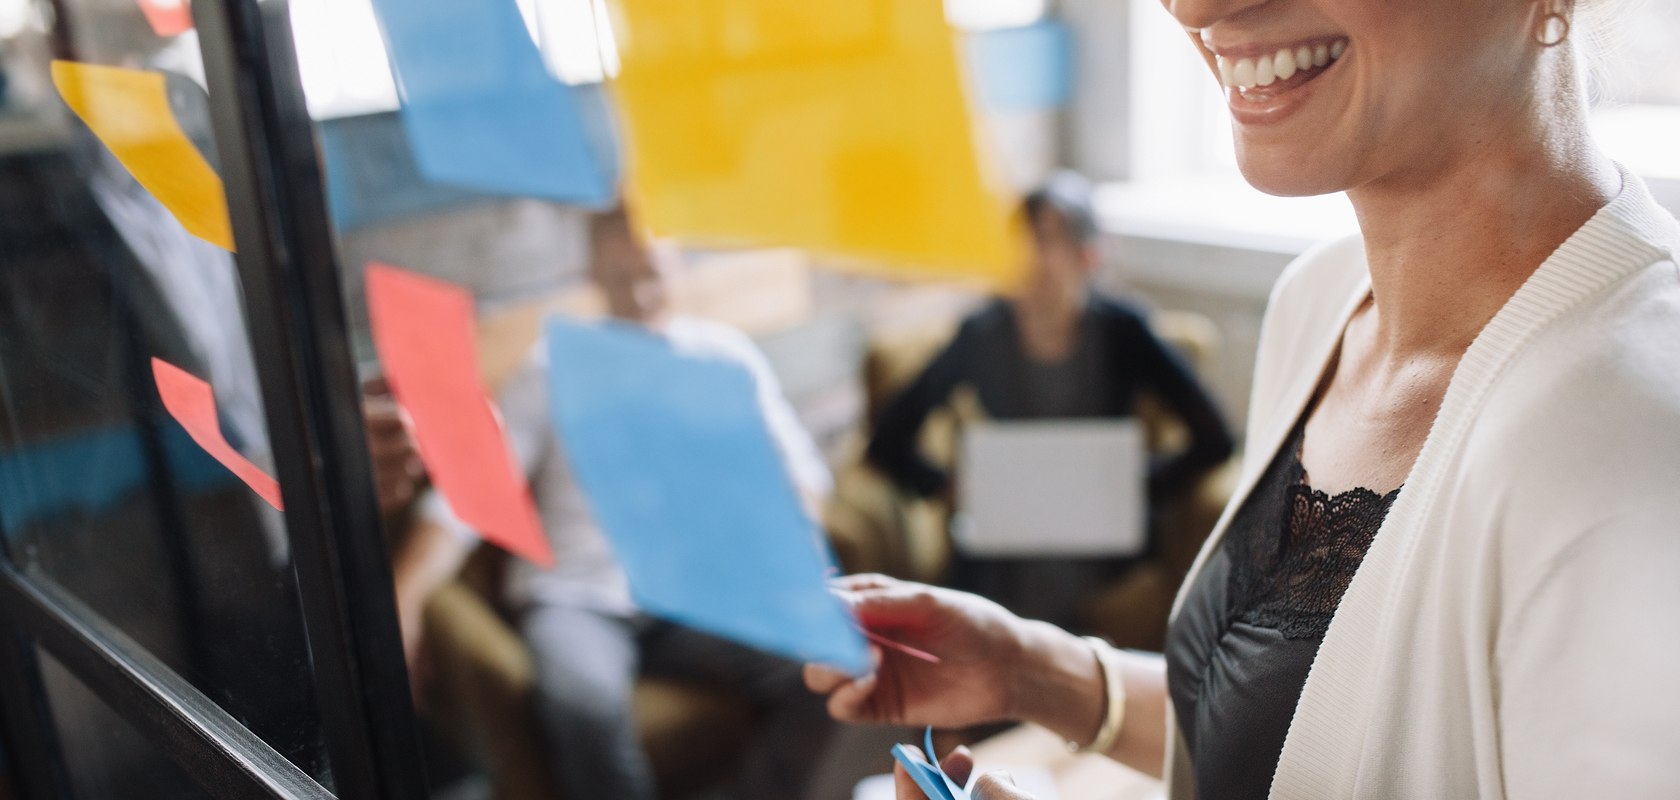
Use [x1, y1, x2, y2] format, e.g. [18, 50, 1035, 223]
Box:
[365, 262, 555, 568]
[856, 625, 942, 664]
[151, 358, 283, 511]
[137, 0, 194, 37]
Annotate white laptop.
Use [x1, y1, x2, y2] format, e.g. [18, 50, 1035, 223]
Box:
[953, 419, 1147, 558]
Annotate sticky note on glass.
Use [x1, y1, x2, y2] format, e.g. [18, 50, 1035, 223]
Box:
[607, 0, 1024, 285]
[51, 61, 233, 251]
[137, 0, 194, 37]
[151, 358, 283, 511]
[967, 20, 1075, 111]
[544, 318, 868, 673]
[892, 728, 970, 800]
[366, 263, 555, 568]
[367, 0, 614, 204]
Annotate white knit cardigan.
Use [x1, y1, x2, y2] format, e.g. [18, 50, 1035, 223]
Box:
[1163, 166, 1680, 799]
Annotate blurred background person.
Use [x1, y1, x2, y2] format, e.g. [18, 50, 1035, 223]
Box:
[391, 204, 834, 800]
[865, 171, 1234, 631]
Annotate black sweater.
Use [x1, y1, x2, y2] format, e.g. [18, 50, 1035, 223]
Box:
[866, 296, 1235, 503]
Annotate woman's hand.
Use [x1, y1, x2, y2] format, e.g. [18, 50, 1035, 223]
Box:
[894, 745, 1039, 800]
[804, 574, 1033, 729]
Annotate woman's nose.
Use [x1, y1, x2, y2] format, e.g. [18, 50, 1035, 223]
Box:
[1162, 0, 1273, 33]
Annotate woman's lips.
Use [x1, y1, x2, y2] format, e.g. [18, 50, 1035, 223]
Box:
[1205, 37, 1349, 126]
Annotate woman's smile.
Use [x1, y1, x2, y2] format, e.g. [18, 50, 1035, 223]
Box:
[1201, 35, 1350, 126]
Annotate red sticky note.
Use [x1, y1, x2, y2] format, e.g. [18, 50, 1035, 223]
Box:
[365, 262, 554, 568]
[137, 0, 194, 37]
[151, 357, 284, 511]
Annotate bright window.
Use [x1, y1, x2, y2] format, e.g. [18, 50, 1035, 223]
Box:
[289, 0, 1050, 119]
[289, 0, 619, 119]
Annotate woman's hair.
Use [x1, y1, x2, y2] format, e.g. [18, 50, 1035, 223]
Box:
[1574, 0, 1641, 100]
[1022, 171, 1098, 246]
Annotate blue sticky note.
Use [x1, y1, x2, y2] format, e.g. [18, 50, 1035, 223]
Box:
[368, 0, 615, 204]
[891, 728, 970, 800]
[543, 318, 869, 673]
[967, 19, 1075, 111]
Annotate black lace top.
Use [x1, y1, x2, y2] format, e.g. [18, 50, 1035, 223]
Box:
[1165, 418, 1400, 798]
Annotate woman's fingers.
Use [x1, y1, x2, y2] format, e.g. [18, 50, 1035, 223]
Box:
[850, 584, 943, 631]
[833, 572, 901, 593]
[940, 746, 975, 787]
[804, 663, 851, 695]
[893, 761, 922, 800]
[972, 771, 1036, 800]
[825, 669, 879, 721]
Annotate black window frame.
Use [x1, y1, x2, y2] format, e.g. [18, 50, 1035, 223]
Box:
[0, 0, 426, 797]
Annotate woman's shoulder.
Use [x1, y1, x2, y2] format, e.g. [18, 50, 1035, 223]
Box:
[1480, 257, 1680, 446]
[1463, 257, 1680, 545]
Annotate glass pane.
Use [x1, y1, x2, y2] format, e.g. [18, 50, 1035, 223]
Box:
[0, 0, 331, 783]
[36, 647, 216, 800]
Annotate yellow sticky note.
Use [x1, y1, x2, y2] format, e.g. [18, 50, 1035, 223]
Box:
[52, 60, 235, 252]
[609, 0, 1024, 286]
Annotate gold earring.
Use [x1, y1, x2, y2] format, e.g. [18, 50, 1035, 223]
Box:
[1537, 7, 1571, 46]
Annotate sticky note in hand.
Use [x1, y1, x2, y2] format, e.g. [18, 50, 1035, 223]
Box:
[891, 727, 970, 800]
[543, 318, 869, 673]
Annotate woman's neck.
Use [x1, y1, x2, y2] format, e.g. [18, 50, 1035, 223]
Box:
[1347, 129, 1619, 361]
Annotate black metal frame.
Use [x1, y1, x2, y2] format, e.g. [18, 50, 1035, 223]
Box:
[0, 0, 428, 796]
[0, 566, 333, 799]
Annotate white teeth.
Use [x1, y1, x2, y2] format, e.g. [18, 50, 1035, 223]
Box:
[1232, 58, 1256, 89]
[1217, 39, 1347, 91]
[1274, 48, 1297, 81]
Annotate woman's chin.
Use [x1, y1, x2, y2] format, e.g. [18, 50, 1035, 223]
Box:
[1235, 152, 1347, 198]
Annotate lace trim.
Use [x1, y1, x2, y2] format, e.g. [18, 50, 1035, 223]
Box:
[1228, 453, 1401, 641]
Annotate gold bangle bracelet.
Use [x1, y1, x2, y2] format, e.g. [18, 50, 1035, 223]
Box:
[1071, 636, 1127, 755]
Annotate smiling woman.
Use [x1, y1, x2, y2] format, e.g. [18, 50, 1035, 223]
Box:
[804, 1, 1680, 798]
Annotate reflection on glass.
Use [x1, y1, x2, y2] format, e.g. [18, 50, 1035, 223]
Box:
[0, 0, 330, 783]
[37, 647, 218, 800]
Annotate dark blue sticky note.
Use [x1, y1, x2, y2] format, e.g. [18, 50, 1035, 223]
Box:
[967, 19, 1075, 111]
[367, 0, 615, 204]
[543, 318, 868, 673]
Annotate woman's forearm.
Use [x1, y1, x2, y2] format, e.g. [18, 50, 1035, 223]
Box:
[1008, 620, 1169, 779]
